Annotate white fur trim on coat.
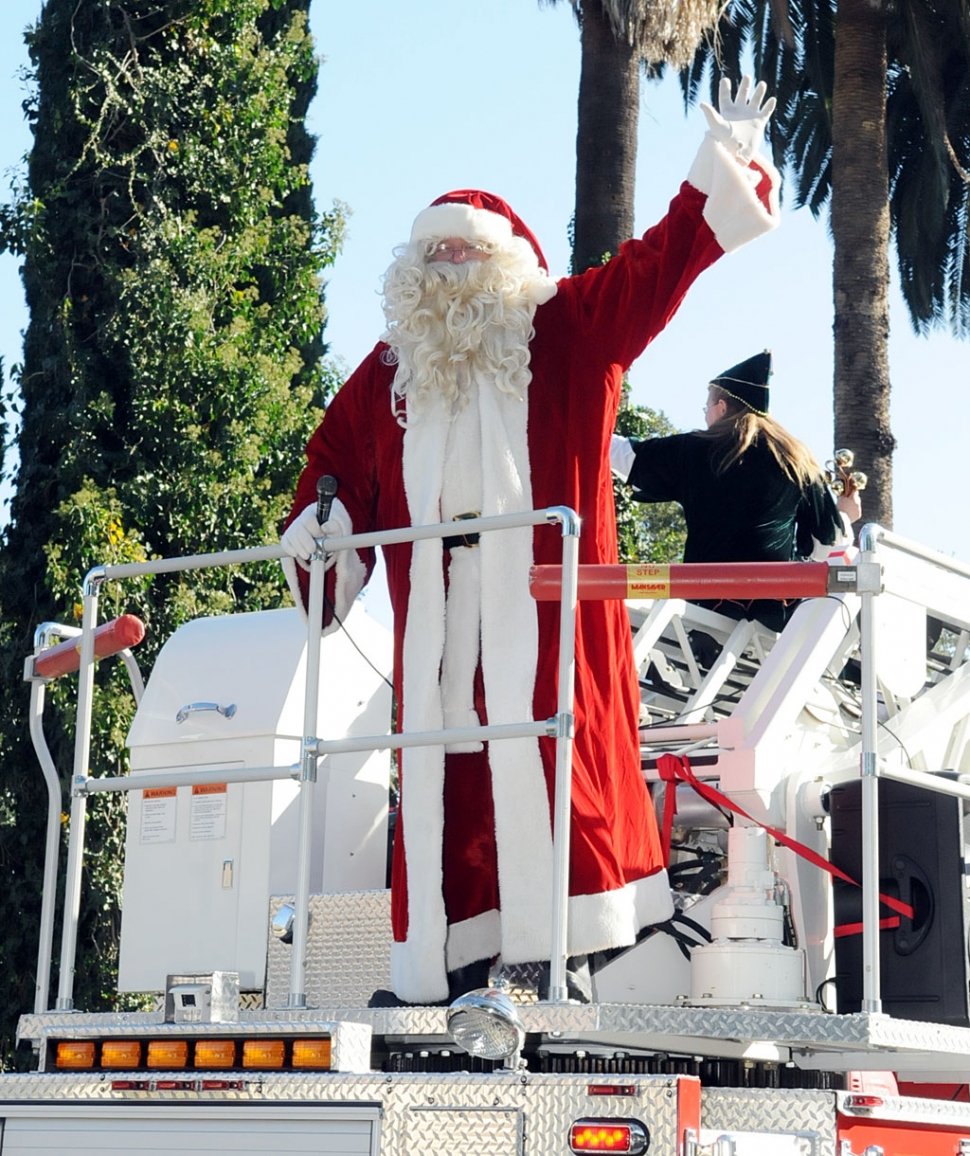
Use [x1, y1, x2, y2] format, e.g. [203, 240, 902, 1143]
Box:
[392, 338, 554, 1002]
[411, 203, 514, 248]
[694, 140, 781, 254]
[566, 870, 674, 956]
[443, 868, 674, 973]
[446, 909, 502, 972]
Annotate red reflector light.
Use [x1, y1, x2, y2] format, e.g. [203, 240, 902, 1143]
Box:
[110, 1079, 151, 1091]
[569, 1118, 648, 1154]
[571, 1125, 632, 1151]
[587, 1085, 637, 1097]
[845, 1094, 885, 1111]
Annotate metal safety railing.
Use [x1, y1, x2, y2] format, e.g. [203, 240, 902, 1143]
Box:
[854, 524, 970, 1013]
[533, 528, 970, 1016]
[31, 513, 970, 1021]
[33, 506, 582, 1014]
[25, 622, 145, 1016]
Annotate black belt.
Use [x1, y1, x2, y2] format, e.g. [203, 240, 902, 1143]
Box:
[443, 511, 480, 551]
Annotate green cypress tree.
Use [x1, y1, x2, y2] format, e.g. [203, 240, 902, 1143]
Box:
[0, 0, 342, 1065]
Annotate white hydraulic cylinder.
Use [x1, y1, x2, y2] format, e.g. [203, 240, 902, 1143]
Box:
[690, 826, 805, 1007]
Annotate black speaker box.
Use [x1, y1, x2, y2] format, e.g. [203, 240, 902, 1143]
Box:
[829, 776, 970, 1025]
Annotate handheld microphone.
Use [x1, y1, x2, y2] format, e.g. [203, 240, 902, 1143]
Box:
[316, 475, 338, 526]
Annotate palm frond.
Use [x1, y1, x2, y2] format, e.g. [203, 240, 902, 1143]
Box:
[891, 46, 970, 335]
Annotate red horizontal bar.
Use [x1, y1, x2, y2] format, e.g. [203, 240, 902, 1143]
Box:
[35, 614, 146, 679]
[529, 562, 832, 602]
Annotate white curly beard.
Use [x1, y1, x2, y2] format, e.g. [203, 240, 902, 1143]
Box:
[381, 236, 555, 420]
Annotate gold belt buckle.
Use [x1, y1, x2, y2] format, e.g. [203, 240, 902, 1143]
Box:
[450, 510, 480, 549]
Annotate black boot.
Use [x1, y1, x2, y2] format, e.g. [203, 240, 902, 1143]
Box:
[447, 958, 493, 1001]
[366, 988, 449, 1008]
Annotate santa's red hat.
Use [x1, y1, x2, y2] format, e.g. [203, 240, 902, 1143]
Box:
[410, 189, 549, 272]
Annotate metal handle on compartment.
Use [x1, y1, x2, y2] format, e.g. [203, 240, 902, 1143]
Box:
[175, 701, 237, 724]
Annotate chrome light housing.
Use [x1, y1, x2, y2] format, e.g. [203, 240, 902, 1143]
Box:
[446, 984, 525, 1063]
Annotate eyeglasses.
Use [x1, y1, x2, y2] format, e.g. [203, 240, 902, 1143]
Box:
[427, 241, 491, 263]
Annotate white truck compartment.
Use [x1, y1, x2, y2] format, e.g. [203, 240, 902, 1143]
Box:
[118, 605, 392, 992]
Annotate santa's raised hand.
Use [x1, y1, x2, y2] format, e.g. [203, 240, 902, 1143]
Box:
[701, 75, 777, 164]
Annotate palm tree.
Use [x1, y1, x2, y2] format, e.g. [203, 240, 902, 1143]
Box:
[680, 0, 970, 526]
[544, 0, 725, 271]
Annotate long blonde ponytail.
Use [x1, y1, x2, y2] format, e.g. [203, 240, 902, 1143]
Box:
[700, 387, 822, 487]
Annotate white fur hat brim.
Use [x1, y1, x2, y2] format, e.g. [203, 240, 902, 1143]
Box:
[410, 203, 514, 248]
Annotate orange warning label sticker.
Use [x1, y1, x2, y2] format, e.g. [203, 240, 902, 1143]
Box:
[142, 786, 177, 799]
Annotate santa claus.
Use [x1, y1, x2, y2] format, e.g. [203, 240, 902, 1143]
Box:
[281, 78, 781, 1005]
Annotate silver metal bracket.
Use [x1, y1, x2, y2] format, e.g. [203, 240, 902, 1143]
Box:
[826, 559, 882, 595]
[552, 712, 575, 739]
[861, 750, 881, 777]
[300, 739, 319, 782]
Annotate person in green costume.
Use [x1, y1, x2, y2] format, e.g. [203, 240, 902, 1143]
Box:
[611, 351, 861, 631]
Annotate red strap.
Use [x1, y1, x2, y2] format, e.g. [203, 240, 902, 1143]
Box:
[657, 755, 679, 868]
[655, 753, 915, 922]
[835, 917, 900, 939]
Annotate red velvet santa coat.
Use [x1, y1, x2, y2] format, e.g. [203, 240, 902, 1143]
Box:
[285, 166, 780, 1004]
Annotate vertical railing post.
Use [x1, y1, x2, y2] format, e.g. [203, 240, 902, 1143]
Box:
[28, 678, 62, 1015]
[288, 548, 327, 1007]
[547, 508, 581, 1003]
[56, 569, 104, 1010]
[858, 525, 882, 1013]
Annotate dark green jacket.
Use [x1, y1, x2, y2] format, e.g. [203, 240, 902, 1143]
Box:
[626, 431, 844, 630]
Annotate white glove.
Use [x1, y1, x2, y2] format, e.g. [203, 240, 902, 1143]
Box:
[610, 434, 636, 481]
[280, 502, 337, 572]
[700, 75, 776, 164]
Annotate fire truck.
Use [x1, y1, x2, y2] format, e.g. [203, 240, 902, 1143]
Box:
[5, 508, 970, 1155]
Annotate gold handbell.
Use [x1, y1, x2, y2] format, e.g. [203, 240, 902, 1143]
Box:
[825, 448, 862, 495]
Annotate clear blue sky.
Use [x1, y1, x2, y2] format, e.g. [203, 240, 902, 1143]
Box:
[1, 0, 967, 562]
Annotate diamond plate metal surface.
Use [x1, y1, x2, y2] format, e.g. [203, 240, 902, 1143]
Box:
[266, 891, 392, 1009]
[22, 1001, 970, 1077]
[403, 1106, 523, 1155]
[0, 1071, 688, 1156]
[704, 1089, 836, 1156]
[495, 961, 543, 1004]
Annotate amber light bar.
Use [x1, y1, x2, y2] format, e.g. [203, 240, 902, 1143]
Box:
[530, 561, 835, 602]
[54, 1035, 332, 1073]
[101, 1040, 142, 1069]
[54, 1041, 95, 1070]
